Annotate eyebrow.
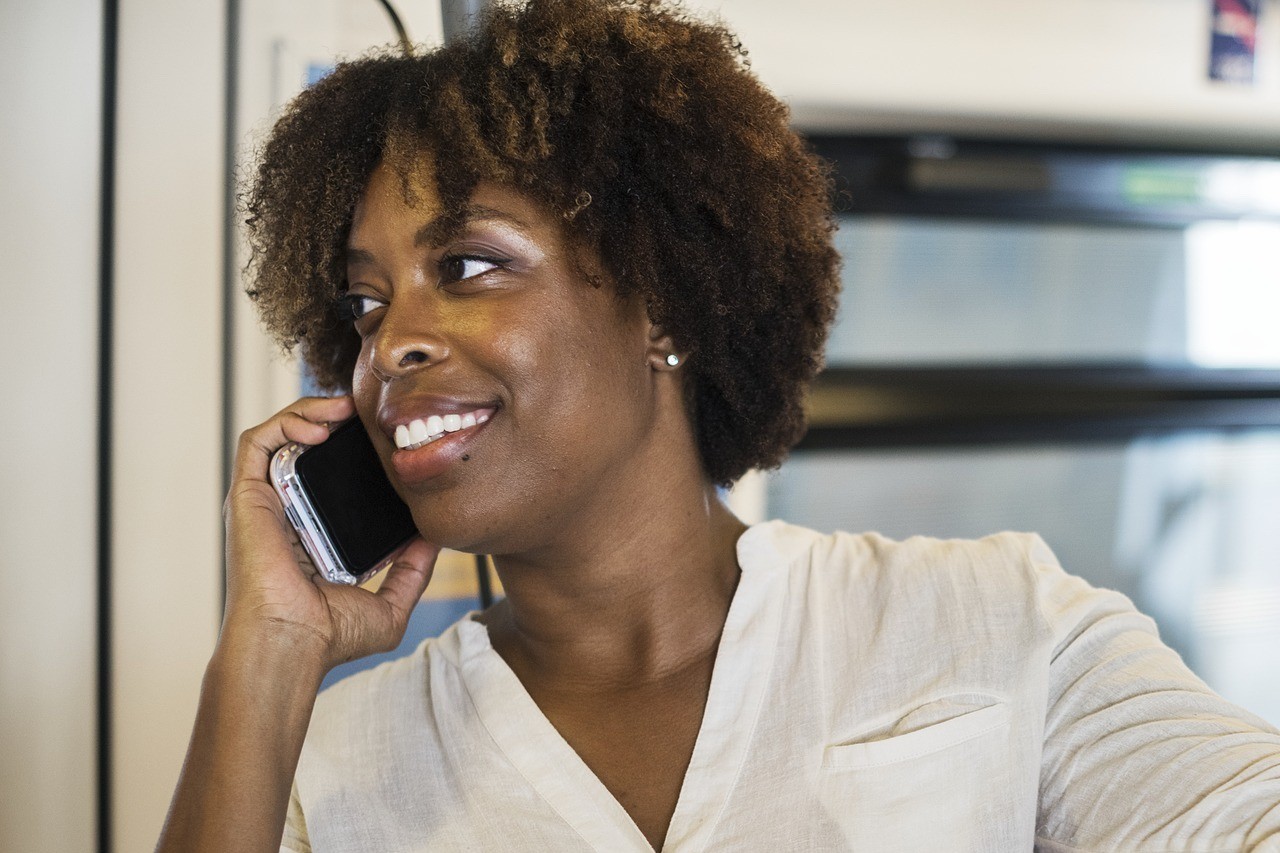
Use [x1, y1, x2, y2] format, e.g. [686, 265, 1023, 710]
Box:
[414, 204, 528, 247]
[345, 203, 529, 266]
[345, 247, 378, 266]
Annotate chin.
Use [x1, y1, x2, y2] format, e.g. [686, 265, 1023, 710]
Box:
[408, 501, 506, 556]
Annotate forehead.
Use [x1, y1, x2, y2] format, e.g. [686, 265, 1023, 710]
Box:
[347, 159, 555, 252]
[349, 159, 443, 241]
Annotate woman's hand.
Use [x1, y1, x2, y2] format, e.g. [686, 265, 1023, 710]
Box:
[160, 395, 438, 853]
[221, 394, 439, 673]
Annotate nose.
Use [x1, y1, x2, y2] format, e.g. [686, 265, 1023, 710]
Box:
[366, 297, 449, 380]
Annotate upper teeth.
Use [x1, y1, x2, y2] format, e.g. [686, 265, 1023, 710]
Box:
[393, 409, 490, 450]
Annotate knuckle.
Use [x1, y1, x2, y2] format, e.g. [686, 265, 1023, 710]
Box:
[224, 482, 265, 513]
[237, 425, 270, 454]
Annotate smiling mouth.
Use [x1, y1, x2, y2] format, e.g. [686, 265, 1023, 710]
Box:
[393, 408, 494, 451]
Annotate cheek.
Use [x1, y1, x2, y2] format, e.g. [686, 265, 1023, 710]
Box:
[487, 325, 544, 377]
[351, 352, 371, 392]
[537, 316, 624, 385]
[484, 297, 587, 388]
[350, 349, 378, 417]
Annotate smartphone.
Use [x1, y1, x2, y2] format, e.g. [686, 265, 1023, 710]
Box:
[270, 417, 418, 585]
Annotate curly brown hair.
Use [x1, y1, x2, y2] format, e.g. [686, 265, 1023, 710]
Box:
[244, 0, 840, 486]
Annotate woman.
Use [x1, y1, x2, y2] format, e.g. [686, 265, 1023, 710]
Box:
[159, 1, 1280, 850]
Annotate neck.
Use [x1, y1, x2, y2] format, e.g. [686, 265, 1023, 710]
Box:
[482, 476, 748, 692]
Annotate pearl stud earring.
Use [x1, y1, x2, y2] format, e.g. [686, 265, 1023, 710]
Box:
[666, 354, 680, 367]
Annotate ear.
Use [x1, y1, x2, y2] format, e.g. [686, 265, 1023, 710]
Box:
[645, 320, 683, 371]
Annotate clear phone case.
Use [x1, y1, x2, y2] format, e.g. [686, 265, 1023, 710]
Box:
[270, 441, 396, 586]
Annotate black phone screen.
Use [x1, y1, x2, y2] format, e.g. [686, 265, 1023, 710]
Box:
[294, 418, 418, 574]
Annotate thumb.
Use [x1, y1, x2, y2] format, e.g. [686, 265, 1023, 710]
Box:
[374, 537, 440, 631]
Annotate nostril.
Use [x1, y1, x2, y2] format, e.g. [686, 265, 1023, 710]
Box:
[399, 350, 429, 367]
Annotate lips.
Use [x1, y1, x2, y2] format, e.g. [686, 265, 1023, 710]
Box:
[393, 408, 494, 451]
[377, 398, 499, 486]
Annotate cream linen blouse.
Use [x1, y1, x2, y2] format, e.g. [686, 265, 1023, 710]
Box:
[281, 521, 1280, 852]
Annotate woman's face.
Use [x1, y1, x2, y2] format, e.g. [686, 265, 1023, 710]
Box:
[346, 160, 670, 555]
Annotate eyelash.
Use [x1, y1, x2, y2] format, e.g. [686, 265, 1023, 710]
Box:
[440, 252, 509, 283]
[335, 253, 511, 322]
[334, 293, 382, 322]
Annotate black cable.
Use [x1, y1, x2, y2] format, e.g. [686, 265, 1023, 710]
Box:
[475, 554, 494, 609]
[375, 0, 413, 55]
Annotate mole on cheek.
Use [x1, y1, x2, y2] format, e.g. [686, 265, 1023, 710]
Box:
[462, 454, 471, 461]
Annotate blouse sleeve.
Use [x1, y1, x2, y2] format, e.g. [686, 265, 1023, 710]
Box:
[279, 780, 312, 853]
[1029, 537, 1280, 852]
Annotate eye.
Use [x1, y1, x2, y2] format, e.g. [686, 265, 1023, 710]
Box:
[439, 254, 507, 284]
[334, 292, 386, 322]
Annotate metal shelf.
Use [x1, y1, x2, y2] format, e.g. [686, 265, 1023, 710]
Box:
[800, 366, 1280, 449]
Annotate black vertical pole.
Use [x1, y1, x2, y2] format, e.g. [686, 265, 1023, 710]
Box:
[221, 0, 240, 618]
[98, 0, 119, 849]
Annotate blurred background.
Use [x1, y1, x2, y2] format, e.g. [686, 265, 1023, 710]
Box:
[3, 0, 1279, 850]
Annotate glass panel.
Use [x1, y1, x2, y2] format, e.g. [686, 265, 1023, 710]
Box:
[826, 217, 1280, 368]
[767, 431, 1280, 724]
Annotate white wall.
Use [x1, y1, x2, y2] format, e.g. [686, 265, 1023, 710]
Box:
[690, 0, 1280, 145]
[111, 0, 226, 849]
[0, 3, 102, 852]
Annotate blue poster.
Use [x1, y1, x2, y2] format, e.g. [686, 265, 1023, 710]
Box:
[1209, 0, 1260, 84]
[307, 61, 336, 88]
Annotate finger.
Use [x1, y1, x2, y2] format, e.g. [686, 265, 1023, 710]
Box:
[374, 538, 440, 628]
[278, 394, 356, 428]
[232, 411, 329, 486]
[232, 396, 356, 485]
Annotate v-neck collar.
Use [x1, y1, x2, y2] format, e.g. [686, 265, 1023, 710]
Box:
[453, 521, 799, 853]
